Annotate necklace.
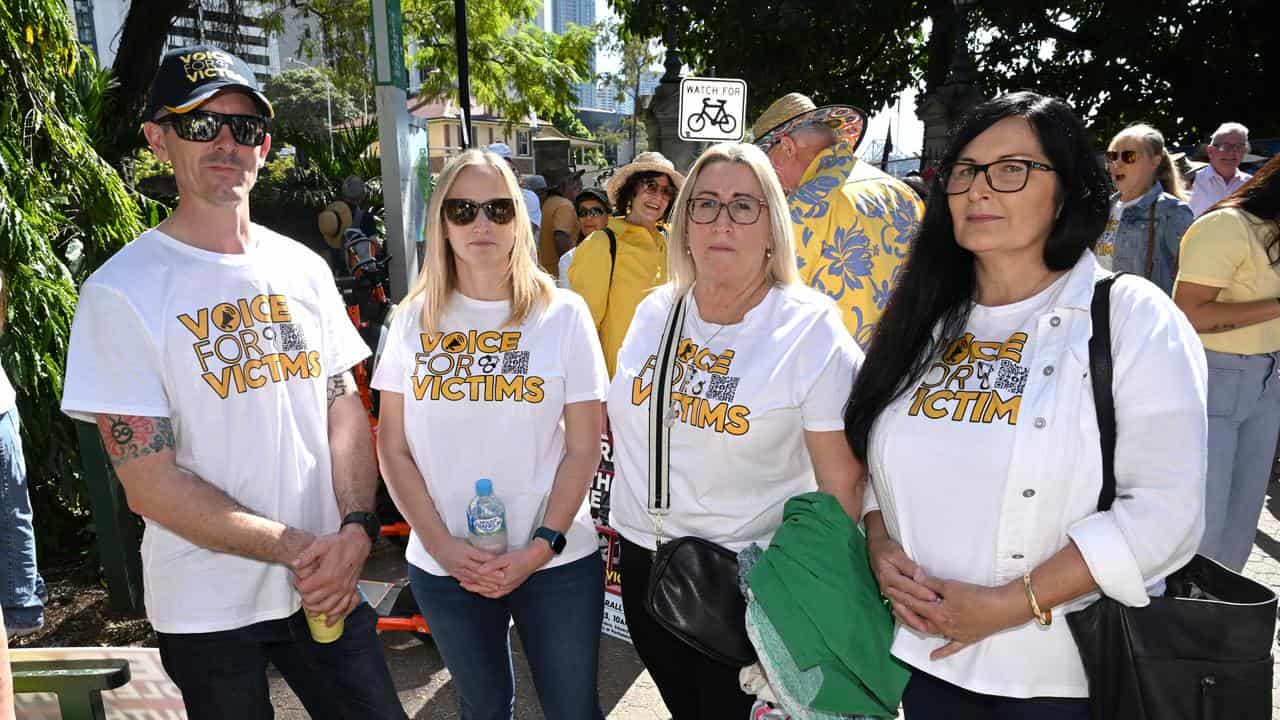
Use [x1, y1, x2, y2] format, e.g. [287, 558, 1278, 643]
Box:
[663, 282, 769, 426]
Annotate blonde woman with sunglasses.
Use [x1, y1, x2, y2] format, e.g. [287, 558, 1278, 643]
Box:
[372, 150, 608, 718]
[1096, 123, 1193, 294]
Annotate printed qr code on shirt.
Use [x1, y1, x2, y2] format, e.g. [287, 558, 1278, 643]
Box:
[278, 323, 307, 352]
[502, 350, 530, 375]
[994, 359, 1029, 395]
[706, 375, 740, 402]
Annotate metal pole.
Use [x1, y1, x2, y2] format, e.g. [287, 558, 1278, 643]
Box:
[320, 30, 334, 157]
[454, 0, 473, 149]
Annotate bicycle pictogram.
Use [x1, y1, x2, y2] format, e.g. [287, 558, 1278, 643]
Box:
[685, 98, 738, 135]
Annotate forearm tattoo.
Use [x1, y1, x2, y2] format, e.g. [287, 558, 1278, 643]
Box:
[99, 416, 175, 468]
[327, 372, 355, 408]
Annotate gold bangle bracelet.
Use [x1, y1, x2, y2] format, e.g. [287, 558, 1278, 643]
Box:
[1023, 573, 1052, 626]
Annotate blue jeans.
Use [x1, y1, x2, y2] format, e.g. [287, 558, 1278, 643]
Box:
[902, 669, 1091, 719]
[156, 602, 405, 720]
[1199, 350, 1280, 571]
[0, 408, 43, 630]
[408, 552, 605, 720]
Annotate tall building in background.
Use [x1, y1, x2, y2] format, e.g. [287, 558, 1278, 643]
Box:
[551, 0, 597, 110]
[67, 1, 283, 81]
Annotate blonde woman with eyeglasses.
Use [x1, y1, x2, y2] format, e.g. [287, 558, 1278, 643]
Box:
[605, 142, 865, 716]
[372, 150, 608, 719]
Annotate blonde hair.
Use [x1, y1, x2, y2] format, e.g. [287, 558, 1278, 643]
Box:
[1112, 123, 1188, 201]
[667, 142, 800, 296]
[401, 149, 554, 335]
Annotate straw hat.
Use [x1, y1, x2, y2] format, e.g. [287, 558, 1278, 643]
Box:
[751, 93, 867, 154]
[605, 152, 686, 207]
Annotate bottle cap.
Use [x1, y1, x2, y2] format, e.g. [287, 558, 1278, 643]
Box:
[475, 478, 493, 496]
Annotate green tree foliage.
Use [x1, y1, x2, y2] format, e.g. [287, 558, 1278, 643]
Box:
[596, 18, 662, 150]
[295, 0, 596, 127]
[611, 0, 1279, 147]
[263, 67, 360, 138]
[1, 1, 151, 550]
[611, 0, 929, 120]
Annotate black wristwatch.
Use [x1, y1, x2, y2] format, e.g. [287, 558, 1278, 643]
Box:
[532, 526, 567, 555]
[341, 511, 380, 541]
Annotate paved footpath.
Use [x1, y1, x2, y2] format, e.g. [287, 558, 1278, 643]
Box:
[272, 479, 1280, 718]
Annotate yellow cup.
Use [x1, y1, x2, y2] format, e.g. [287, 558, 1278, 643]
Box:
[306, 611, 344, 644]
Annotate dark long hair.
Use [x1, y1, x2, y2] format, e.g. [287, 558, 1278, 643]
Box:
[1213, 153, 1280, 264]
[615, 170, 674, 222]
[844, 92, 1110, 461]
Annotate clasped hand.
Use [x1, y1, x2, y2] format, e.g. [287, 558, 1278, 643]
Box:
[868, 533, 1027, 661]
[291, 527, 371, 623]
[434, 536, 553, 599]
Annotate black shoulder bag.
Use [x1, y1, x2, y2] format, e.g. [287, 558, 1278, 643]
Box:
[642, 291, 757, 668]
[1067, 274, 1277, 720]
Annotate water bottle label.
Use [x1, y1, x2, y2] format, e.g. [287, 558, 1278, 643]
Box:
[471, 515, 504, 535]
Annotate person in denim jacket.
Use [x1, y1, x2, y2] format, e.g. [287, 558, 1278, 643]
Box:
[1097, 124, 1194, 295]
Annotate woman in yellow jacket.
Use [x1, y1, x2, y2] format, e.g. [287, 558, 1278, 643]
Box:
[569, 152, 685, 376]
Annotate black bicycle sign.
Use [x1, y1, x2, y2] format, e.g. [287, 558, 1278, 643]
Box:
[686, 98, 738, 135]
[678, 77, 747, 142]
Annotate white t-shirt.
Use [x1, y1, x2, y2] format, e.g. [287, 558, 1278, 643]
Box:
[370, 288, 607, 576]
[608, 284, 862, 552]
[1095, 196, 1141, 270]
[557, 246, 577, 290]
[60, 226, 370, 633]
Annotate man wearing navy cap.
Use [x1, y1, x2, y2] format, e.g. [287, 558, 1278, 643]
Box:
[61, 46, 405, 719]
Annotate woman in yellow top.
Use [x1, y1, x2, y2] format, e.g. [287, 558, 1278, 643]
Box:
[1174, 154, 1280, 571]
[568, 152, 685, 376]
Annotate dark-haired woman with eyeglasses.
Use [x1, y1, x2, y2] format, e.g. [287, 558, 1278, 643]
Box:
[845, 92, 1206, 718]
[568, 153, 685, 377]
[373, 149, 608, 719]
[1094, 123, 1193, 295]
[558, 189, 614, 289]
[1175, 153, 1280, 572]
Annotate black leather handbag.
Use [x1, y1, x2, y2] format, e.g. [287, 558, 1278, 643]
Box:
[642, 291, 756, 668]
[1067, 274, 1277, 720]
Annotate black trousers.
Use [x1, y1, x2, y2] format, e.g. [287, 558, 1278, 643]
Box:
[619, 536, 755, 719]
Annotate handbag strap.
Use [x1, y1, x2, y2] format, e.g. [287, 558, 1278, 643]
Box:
[648, 291, 689, 515]
[1088, 273, 1126, 512]
[1144, 201, 1157, 279]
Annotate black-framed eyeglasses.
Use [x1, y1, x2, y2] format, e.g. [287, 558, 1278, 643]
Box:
[157, 110, 271, 146]
[940, 159, 1057, 195]
[637, 177, 676, 200]
[576, 206, 607, 218]
[687, 196, 767, 225]
[442, 198, 517, 226]
[1104, 150, 1139, 165]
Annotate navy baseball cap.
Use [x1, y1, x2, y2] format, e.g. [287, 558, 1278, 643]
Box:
[145, 45, 274, 120]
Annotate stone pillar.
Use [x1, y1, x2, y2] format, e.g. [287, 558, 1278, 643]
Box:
[914, 0, 985, 170]
[644, 82, 701, 172]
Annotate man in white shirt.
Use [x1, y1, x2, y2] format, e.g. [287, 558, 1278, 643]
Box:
[1189, 122, 1253, 218]
[60, 46, 404, 719]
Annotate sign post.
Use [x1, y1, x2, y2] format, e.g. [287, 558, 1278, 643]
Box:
[677, 77, 747, 143]
[370, 0, 417, 300]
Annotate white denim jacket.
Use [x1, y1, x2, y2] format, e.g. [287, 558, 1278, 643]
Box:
[863, 251, 1208, 698]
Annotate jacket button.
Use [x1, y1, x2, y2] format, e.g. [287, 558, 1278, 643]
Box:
[1034, 417, 1047, 429]
[1023, 489, 1036, 498]
[1049, 316, 1061, 327]
[1043, 366, 1055, 376]
[1012, 553, 1024, 559]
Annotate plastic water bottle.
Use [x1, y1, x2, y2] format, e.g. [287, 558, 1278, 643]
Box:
[467, 478, 508, 553]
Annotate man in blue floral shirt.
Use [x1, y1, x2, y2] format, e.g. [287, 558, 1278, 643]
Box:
[753, 93, 923, 347]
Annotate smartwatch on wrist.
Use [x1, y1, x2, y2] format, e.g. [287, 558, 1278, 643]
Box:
[341, 511, 380, 542]
[532, 526, 567, 554]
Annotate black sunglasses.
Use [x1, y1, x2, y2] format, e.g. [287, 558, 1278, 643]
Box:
[576, 206, 607, 218]
[442, 198, 517, 226]
[157, 110, 271, 146]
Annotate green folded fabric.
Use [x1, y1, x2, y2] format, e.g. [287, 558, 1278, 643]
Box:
[747, 492, 909, 717]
